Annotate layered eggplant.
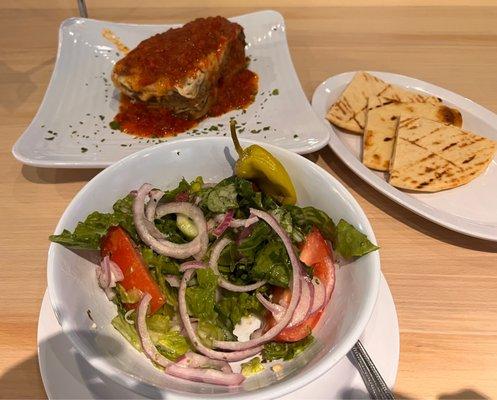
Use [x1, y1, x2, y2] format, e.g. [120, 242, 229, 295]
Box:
[112, 16, 248, 120]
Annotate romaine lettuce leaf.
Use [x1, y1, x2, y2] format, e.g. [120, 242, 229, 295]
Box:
[155, 330, 190, 361]
[262, 335, 314, 362]
[333, 219, 379, 258]
[216, 292, 265, 331]
[49, 195, 137, 249]
[111, 313, 141, 351]
[282, 205, 335, 241]
[241, 357, 264, 377]
[141, 248, 180, 275]
[185, 268, 218, 320]
[196, 320, 234, 347]
[251, 241, 291, 287]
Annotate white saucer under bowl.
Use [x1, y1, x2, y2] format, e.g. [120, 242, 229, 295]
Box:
[37, 274, 399, 399]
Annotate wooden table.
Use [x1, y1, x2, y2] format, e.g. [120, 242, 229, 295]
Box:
[2, 1, 497, 399]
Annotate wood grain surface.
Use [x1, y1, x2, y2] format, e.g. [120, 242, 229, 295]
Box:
[1, 1, 497, 399]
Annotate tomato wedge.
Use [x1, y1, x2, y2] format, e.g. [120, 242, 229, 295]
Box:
[267, 226, 335, 342]
[299, 226, 331, 267]
[101, 226, 165, 314]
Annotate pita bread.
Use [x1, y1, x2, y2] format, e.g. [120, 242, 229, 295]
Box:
[326, 71, 442, 134]
[363, 102, 462, 171]
[389, 117, 496, 192]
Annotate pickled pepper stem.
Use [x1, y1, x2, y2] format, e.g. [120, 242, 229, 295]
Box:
[230, 119, 243, 156]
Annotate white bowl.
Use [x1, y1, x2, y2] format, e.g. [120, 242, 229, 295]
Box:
[47, 137, 381, 399]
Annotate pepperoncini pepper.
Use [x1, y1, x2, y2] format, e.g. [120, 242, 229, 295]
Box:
[230, 120, 297, 205]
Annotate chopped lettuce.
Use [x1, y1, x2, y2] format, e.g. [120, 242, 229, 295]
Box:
[282, 205, 335, 241]
[271, 207, 305, 243]
[205, 182, 238, 213]
[333, 219, 379, 258]
[161, 178, 191, 202]
[185, 268, 218, 320]
[196, 320, 233, 347]
[237, 221, 272, 261]
[251, 241, 291, 287]
[115, 284, 142, 304]
[200, 177, 265, 215]
[241, 357, 265, 377]
[155, 330, 190, 361]
[262, 335, 314, 362]
[49, 194, 136, 249]
[154, 217, 187, 244]
[111, 314, 141, 351]
[216, 292, 264, 331]
[141, 248, 180, 275]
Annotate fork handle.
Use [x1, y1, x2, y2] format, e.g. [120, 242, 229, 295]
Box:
[349, 340, 396, 399]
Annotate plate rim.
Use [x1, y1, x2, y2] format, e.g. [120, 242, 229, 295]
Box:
[312, 70, 497, 242]
[12, 10, 329, 168]
[46, 136, 380, 400]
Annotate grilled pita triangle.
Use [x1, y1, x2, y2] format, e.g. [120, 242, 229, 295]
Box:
[326, 71, 442, 134]
[363, 102, 462, 171]
[389, 117, 496, 192]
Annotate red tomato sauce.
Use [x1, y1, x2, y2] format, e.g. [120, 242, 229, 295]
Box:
[114, 69, 258, 138]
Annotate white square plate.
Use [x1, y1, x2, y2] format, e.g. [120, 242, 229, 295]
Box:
[12, 10, 330, 168]
[312, 71, 497, 242]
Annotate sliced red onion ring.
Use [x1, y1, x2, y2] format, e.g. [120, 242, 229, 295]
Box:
[310, 277, 326, 314]
[212, 210, 234, 237]
[230, 215, 259, 228]
[215, 214, 259, 229]
[256, 293, 285, 320]
[179, 261, 205, 273]
[209, 238, 266, 292]
[166, 364, 244, 386]
[136, 293, 171, 368]
[145, 189, 164, 221]
[97, 256, 112, 289]
[165, 275, 181, 288]
[287, 279, 312, 328]
[178, 269, 263, 361]
[156, 202, 208, 260]
[97, 256, 123, 300]
[177, 351, 232, 373]
[212, 208, 302, 351]
[133, 184, 206, 260]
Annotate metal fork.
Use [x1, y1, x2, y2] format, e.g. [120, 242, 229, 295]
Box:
[349, 340, 396, 399]
[77, 0, 88, 18]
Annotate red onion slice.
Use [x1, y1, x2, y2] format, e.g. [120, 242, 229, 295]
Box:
[212, 210, 234, 237]
[230, 215, 259, 229]
[145, 189, 164, 221]
[212, 209, 302, 351]
[136, 293, 171, 368]
[287, 279, 312, 328]
[178, 270, 263, 361]
[310, 277, 326, 314]
[176, 351, 233, 373]
[133, 184, 207, 260]
[108, 258, 124, 282]
[209, 238, 266, 292]
[256, 293, 285, 320]
[166, 364, 244, 386]
[179, 261, 205, 273]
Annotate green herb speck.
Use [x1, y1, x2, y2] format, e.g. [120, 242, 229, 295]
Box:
[271, 89, 279, 96]
[81, 147, 88, 153]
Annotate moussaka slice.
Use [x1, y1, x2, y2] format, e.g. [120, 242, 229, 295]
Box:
[112, 16, 247, 119]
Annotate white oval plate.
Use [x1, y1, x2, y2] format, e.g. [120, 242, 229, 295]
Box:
[12, 10, 330, 168]
[312, 71, 497, 241]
